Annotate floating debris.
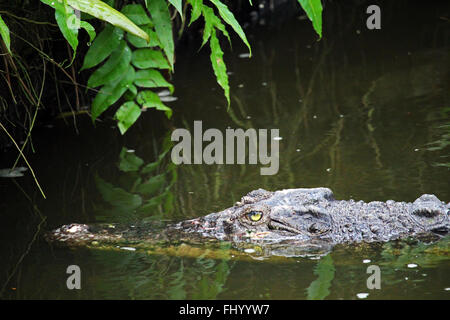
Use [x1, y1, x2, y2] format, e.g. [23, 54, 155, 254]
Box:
[0, 167, 28, 178]
[326, 168, 332, 172]
[296, 149, 301, 152]
[244, 248, 256, 254]
[363, 259, 371, 264]
[238, 53, 251, 59]
[273, 136, 283, 141]
[160, 96, 178, 102]
[356, 293, 369, 299]
[262, 82, 267, 86]
[238, 84, 244, 88]
[407, 263, 418, 268]
[157, 89, 171, 97]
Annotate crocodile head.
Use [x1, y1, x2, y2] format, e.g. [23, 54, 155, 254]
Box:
[176, 188, 337, 245]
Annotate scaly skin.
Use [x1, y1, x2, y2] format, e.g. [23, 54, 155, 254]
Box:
[46, 188, 449, 257]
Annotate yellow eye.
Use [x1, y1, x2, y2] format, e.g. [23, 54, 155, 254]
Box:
[247, 211, 263, 222]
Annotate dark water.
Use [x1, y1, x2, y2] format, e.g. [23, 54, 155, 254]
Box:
[1, 1, 449, 299]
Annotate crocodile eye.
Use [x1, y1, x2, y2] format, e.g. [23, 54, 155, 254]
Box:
[247, 211, 263, 222]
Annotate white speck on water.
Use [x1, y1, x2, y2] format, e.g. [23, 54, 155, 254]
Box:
[273, 137, 283, 141]
[356, 293, 369, 299]
[227, 71, 234, 75]
[298, 99, 303, 103]
[120, 247, 136, 251]
[160, 96, 178, 102]
[238, 53, 251, 59]
[313, 115, 317, 119]
[363, 259, 371, 264]
[422, 274, 427, 277]
[356, 29, 361, 34]
[246, 115, 251, 119]
[326, 168, 331, 172]
[407, 264, 418, 268]
[0, 167, 28, 178]
[339, 114, 344, 118]
[306, 45, 311, 49]
[445, 288, 450, 291]
[405, 277, 409, 280]
[296, 149, 301, 152]
[414, 148, 419, 152]
[238, 84, 244, 88]
[188, 191, 194, 194]
[244, 248, 256, 253]
[262, 82, 267, 86]
[157, 90, 171, 97]
[126, 149, 135, 153]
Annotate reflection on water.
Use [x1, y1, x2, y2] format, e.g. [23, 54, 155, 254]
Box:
[0, 1, 449, 299]
[306, 254, 335, 300]
[94, 132, 177, 222]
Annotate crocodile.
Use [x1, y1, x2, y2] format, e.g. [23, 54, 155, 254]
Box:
[46, 188, 449, 257]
